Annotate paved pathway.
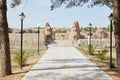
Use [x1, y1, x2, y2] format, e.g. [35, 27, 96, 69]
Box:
[22, 47, 113, 80]
[47, 40, 73, 47]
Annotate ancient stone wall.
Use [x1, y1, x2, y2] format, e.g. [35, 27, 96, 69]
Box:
[78, 39, 115, 48]
[9, 33, 45, 49]
[93, 29, 109, 38]
[9, 33, 115, 49]
[55, 33, 68, 40]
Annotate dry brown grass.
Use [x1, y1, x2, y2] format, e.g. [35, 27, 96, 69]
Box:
[0, 48, 47, 80]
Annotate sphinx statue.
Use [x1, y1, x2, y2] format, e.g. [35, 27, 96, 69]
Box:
[44, 22, 53, 42]
[70, 21, 80, 40]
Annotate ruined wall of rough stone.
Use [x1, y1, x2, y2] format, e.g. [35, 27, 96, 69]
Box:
[93, 29, 109, 38]
[78, 39, 115, 48]
[8, 33, 115, 49]
[55, 33, 68, 40]
[9, 33, 45, 49]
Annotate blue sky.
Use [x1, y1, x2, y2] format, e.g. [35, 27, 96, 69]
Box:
[7, 0, 112, 29]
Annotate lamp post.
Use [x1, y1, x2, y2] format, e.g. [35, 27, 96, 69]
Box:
[108, 13, 113, 69]
[19, 12, 25, 69]
[89, 23, 92, 55]
[37, 24, 40, 55]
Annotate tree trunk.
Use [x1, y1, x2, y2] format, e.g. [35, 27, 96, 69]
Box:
[0, 0, 12, 76]
[113, 0, 120, 72]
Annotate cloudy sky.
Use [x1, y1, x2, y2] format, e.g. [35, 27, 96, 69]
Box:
[7, 0, 112, 29]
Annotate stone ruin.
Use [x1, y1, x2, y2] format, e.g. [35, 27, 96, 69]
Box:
[44, 22, 53, 42]
[69, 21, 80, 40]
[94, 28, 108, 38]
[9, 28, 20, 33]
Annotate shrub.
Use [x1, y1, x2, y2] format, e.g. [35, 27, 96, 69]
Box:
[87, 44, 95, 55]
[95, 51, 105, 60]
[13, 50, 30, 66]
[95, 48, 108, 60]
[102, 48, 108, 53]
[77, 45, 95, 55]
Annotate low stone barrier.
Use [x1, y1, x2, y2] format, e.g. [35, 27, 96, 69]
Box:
[78, 38, 115, 48]
[8, 33, 115, 49]
[9, 33, 45, 49]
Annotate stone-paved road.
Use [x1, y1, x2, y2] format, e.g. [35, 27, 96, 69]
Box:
[22, 47, 113, 80]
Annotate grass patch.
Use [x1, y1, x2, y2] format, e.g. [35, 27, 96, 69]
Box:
[77, 46, 117, 68]
[77, 45, 96, 55]
[13, 50, 30, 67]
[95, 48, 108, 60]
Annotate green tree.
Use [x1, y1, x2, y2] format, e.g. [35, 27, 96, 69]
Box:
[50, 0, 113, 10]
[50, 0, 120, 72]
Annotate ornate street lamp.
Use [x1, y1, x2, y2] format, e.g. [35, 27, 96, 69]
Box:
[19, 12, 25, 69]
[37, 24, 40, 55]
[89, 23, 92, 55]
[108, 13, 113, 69]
